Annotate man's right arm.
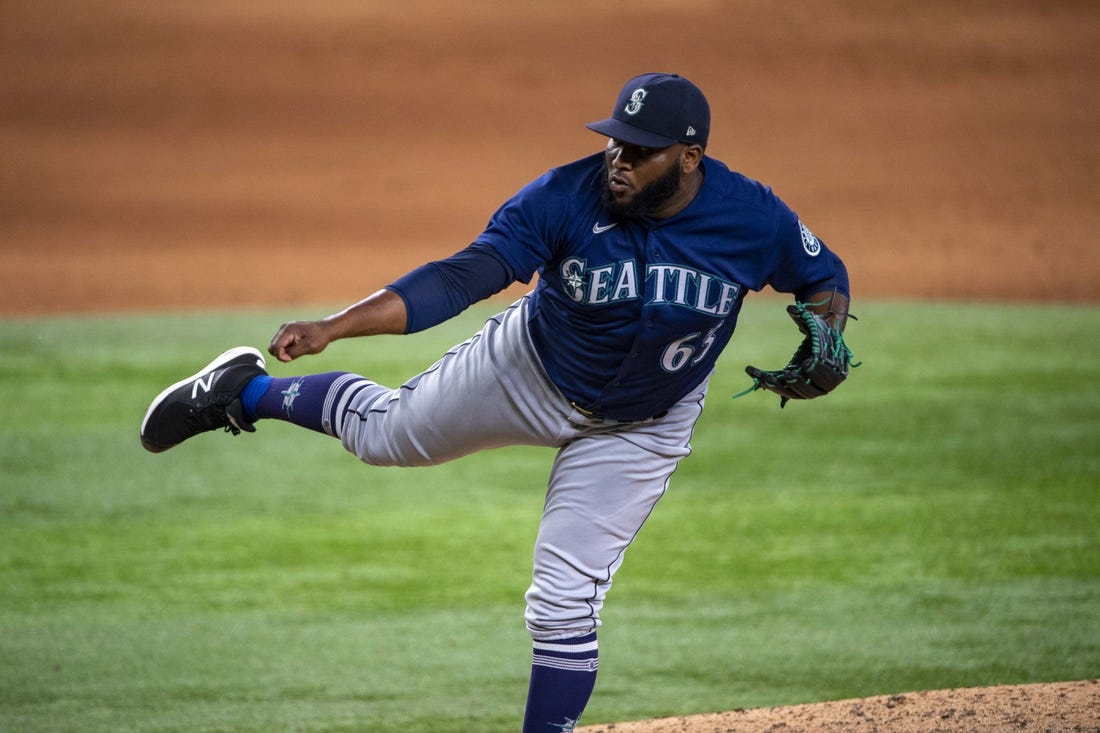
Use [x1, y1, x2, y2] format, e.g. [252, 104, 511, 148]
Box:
[268, 288, 408, 363]
[267, 242, 515, 363]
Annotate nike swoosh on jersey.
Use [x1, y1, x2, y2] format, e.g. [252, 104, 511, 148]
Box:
[592, 222, 619, 234]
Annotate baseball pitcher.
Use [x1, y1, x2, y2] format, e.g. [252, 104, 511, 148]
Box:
[140, 72, 855, 732]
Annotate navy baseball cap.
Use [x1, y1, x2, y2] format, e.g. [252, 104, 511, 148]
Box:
[586, 72, 710, 148]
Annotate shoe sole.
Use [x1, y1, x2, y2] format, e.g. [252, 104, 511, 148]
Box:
[140, 346, 265, 453]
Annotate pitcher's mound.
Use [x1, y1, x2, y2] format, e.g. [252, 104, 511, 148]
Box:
[579, 679, 1099, 733]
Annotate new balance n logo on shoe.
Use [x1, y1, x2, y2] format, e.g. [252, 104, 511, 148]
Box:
[191, 374, 214, 399]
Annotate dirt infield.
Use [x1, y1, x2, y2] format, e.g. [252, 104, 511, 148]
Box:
[1, 1, 1096, 316]
[2, 2, 1097, 730]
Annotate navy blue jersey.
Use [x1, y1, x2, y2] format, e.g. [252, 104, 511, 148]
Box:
[477, 152, 848, 421]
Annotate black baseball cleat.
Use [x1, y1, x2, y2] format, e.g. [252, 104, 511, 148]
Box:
[140, 346, 268, 453]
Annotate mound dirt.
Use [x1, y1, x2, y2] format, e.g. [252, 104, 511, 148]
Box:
[578, 680, 1100, 733]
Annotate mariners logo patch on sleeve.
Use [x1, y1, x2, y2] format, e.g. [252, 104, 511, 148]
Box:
[799, 221, 821, 257]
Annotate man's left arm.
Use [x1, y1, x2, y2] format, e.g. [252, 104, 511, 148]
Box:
[738, 239, 857, 406]
[803, 288, 850, 330]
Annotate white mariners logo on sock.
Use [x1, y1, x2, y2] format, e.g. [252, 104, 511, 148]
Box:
[624, 88, 647, 115]
[281, 379, 304, 414]
[799, 220, 821, 257]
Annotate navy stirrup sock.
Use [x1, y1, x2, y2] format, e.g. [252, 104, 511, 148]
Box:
[522, 632, 598, 732]
[240, 373, 352, 435]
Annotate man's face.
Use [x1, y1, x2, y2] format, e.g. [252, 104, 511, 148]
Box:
[601, 139, 686, 220]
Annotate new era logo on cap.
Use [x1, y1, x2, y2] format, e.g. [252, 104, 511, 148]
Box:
[586, 72, 710, 149]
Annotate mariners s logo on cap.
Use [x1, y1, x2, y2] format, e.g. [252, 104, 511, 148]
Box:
[624, 88, 647, 115]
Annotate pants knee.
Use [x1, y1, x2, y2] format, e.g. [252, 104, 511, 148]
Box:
[524, 582, 607, 642]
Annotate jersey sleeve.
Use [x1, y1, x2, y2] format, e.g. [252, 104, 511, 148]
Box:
[766, 203, 850, 301]
[387, 242, 515, 334]
[475, 171, 571, 283]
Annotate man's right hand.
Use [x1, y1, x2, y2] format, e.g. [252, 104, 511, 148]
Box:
[268, 320, 335, 363]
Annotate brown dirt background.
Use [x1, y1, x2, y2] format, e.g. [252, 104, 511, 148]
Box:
[1, 1, 1096, 730]
[1, 0, 1097, 316]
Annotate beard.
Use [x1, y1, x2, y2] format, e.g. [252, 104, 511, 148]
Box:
[601, 159, 683, 220]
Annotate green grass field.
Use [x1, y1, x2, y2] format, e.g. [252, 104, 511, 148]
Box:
[2, 297, 1098, 733]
